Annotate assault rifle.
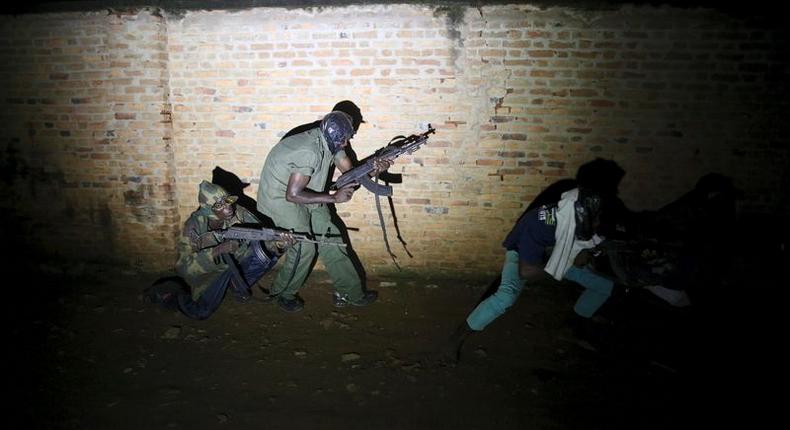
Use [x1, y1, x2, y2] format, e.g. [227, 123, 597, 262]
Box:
[218, 226, 346, 247]
[331, 125, 436, 196]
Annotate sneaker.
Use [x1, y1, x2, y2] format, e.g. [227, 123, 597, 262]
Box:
[333, 290, 378, 308]
[277, 295, 305, 313]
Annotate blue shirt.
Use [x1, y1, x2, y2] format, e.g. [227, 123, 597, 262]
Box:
[502, 205, 558, 264]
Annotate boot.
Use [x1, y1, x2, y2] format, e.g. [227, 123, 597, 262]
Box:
[435, 322, 475, 365]
[277, 295, 305, 313]
[333, 290, 378, 308]
[143, 279, 186, 311]
[569, 313, 596, 342]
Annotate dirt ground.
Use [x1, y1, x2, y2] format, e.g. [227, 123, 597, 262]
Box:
[6, 257, 780, 430]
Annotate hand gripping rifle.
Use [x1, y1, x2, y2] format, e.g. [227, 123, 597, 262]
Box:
[331, 125, 436, 196]
[330, 125, 436, 269]
[214, 226, 344, 299]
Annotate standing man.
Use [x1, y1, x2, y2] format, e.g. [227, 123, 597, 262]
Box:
[257, 110, 390, 312]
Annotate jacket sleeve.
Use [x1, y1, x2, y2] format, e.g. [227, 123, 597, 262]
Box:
[175, 217, 221, 278]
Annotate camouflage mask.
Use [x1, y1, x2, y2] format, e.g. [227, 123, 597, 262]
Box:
[198, 181, 238, 211]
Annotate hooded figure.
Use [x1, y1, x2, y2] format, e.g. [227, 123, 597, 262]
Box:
[175, 181, 260, 299]
[150, 181, 285, 319]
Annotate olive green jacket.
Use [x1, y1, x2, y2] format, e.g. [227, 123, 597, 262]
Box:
[257, 127, 348, 220]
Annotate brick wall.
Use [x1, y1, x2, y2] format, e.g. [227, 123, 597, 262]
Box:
[2, 4, 788, 275]
[0, 9, 178, 267]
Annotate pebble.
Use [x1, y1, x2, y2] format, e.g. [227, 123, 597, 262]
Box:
[341, 353, 361, 362]
[161, 326, 181, 339]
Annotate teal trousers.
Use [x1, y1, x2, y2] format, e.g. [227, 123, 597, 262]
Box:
[466, 251, 614, 330]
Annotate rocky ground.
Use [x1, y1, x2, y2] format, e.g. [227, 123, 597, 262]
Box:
[6, 257, 779, 429]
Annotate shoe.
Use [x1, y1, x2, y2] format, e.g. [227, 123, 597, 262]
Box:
[253, 286, 275, 304]
[142, 282, 184, 310]
[431, 322, 474, 366]
[333, 290, 378, 308]
[277, 295, 305, 313]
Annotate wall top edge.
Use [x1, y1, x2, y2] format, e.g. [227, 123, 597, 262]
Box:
[1, 0, 776, 18]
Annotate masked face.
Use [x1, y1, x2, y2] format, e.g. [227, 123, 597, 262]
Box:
[321, 111, 354, 154]
[574, 189, 603, 241]
[211, 196, 237, 220]
[335, 136, 351, 151]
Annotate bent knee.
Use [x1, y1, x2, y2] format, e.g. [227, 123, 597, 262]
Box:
[489, 290, 519, 311]
[519, 263, 544, 280]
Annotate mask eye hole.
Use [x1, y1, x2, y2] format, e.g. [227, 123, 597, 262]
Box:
[212, 196, 233, 211]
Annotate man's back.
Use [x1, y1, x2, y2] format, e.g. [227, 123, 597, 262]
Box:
[257, 128, 332, 216]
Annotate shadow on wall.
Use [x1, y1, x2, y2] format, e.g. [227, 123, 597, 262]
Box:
[211, 166, 272, 226]
[282, 99, 366, 141]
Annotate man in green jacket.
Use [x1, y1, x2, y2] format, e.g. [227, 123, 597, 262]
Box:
[257, 110, 390, 312]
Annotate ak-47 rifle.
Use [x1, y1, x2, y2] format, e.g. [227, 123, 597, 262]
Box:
[330, 125, 436, 269]
[217, 226, 346, 247]
[331, 125, 436, 196]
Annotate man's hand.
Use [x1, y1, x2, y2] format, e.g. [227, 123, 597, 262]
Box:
[273, 233, 297, 255]
[332, 182, 357, 203]
[573, 249, 595, 267]
[212, 240, 240, 258]
[371, 157, 393, 176]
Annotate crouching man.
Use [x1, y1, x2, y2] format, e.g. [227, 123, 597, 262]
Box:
[145, 180, 293, 320]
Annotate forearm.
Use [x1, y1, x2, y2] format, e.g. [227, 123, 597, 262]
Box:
[286, 188, 337, 204]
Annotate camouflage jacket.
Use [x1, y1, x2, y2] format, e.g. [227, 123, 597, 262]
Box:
[175, 205, 260, 300]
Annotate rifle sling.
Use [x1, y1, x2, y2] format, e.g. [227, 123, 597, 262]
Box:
[269, 241, 301, 298]
[387, 190, 414, 259]
[374, 175, 401, 270]
[221, 253, 250, 291]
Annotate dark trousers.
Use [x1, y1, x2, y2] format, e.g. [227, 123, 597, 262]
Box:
[178, 241, 277, 320]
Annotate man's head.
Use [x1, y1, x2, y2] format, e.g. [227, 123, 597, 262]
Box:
[198, 180, 238, 220]
[320, 111, 355, 154]
[331, 100, 365, 133]
[576, 158, 625, 197]
[574, 188, 603, 240]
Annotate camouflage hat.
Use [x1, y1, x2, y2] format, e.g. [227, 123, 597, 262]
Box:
[198, 180, 238, 210]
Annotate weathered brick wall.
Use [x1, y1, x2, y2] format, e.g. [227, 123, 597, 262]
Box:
[2, 4, 788, 275]
[0, 9, 178, 267]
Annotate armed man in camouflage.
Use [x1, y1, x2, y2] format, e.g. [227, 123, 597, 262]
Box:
[145, 180, 293, 320]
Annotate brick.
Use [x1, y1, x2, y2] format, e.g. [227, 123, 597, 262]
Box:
[476, 159, 503, 166]
[406, 198, 431, 205]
